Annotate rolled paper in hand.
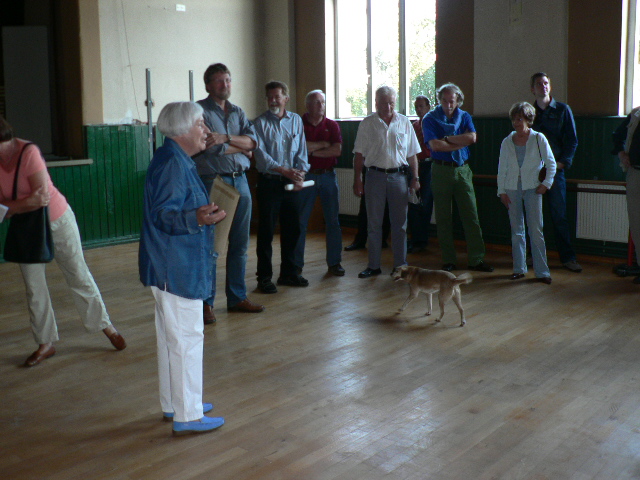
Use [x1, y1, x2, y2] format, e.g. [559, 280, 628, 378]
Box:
[284, 180, 315, 191]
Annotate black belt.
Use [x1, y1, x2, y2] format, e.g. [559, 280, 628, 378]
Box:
[632, 165, 640, 170]
[219, 170, 246, 178]
[367, 166, 408, 174]
[308, 168, 334, 175]
[433, 159, 467, 167]
[261, 173, 287, 181]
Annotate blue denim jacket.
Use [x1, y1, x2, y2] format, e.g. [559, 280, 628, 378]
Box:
[139, 137, 215, 300]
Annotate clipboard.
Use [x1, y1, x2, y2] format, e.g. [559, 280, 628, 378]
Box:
[209, 175, 240, 255]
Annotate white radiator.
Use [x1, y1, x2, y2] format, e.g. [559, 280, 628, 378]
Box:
[576, 184, 628, 242]
[336, 167, 360, 215]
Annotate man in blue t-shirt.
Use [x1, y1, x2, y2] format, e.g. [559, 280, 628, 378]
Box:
[422, 83, 493, 272]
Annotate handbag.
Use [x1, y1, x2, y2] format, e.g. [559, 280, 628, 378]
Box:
[3, 143, 55, 263]
[536, 134, 551, 187]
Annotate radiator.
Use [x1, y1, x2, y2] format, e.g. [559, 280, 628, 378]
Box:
[336, 167, 360, 215]
[576, 184, 628, 242]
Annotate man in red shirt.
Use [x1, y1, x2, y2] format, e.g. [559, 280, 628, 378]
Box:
[408, 95, 434, 253]
[294, 90, 345, 276]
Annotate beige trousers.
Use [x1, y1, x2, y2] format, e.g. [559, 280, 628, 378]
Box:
[19, 207, 111, 344]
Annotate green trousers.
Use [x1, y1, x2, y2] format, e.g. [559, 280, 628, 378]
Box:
[431, 163, 486, 266]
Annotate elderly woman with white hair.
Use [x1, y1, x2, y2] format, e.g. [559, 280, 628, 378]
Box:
[498, 102, 556, 284]
[139, 101, 226, 435]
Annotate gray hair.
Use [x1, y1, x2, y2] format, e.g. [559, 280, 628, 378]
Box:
[375, 85, 397, 101]
[156, 102, 204, 138]
[436, 83, 464, 107]
[305, 89, 326, 103]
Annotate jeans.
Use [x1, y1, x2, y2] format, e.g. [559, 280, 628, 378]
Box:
[201, 174, 251, 308]
[545, 169, 576, 263]
[294, 171, 342, 269]
[506, 186, 550, 278]
[407, 160, 434, 246]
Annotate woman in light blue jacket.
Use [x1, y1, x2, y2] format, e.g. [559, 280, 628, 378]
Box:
[498, 102, 556, 283]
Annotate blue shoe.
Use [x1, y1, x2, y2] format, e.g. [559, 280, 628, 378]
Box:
[172, 415, 224, 436]
[163, 403, 213, 421]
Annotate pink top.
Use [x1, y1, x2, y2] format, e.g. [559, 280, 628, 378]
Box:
[0, 139, 68, 221]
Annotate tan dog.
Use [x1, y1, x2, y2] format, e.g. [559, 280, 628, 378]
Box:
[392, 266, 473, 326]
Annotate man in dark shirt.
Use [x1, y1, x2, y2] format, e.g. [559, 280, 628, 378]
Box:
[295, 90, 345, 276]
[530, 72, 581, 273]
[612, 107, 640, 284]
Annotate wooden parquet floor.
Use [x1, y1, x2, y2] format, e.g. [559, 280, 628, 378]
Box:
[1, 232, 640, 480]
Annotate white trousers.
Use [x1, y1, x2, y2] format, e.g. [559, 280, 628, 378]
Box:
[19, 207, 111, 344]
[151, 287, 204, 423]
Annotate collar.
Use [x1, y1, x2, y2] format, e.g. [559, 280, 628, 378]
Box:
[203, 97, 238, 115]
[302, 112, 325, 127]
[433, 105, 462, 122]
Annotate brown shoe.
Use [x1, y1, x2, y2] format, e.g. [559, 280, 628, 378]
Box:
[106, 330, 127, 350]
[228, 298, 265, 313]
[25, 345, 56, 367]
[203, 304, 216, 324]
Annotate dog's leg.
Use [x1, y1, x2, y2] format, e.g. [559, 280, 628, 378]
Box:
[425, 293, 432, 316]
[400, 287, 419, 312]
[435, 293, 446, 323]
[452, 288, 465, 327]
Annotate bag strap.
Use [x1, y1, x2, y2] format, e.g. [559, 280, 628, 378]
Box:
[11, 142, 34, 201]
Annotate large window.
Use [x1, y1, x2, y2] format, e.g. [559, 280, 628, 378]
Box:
[333, 0, 435, 118]
[621, 0, 640, 114]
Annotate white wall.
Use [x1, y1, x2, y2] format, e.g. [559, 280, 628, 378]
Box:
[473, 0, 568, 116]
[97, 0, 263, 123]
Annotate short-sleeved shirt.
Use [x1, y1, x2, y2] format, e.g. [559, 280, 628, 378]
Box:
[0, 139, 68, 221]
[353, 112, 420, 169]
[422, 106, 476, 166]
[302, 113, 343, 169]
[413, 118, 431, 161]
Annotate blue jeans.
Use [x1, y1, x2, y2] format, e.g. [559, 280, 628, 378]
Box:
[506, 186, 550, 278]
[545, 170, 576, 263]
[294, 171, 342, 269]
[201, 174, 251, 308]
[407, 160, 434, 246]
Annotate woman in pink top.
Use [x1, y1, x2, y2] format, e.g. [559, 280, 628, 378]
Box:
[0, 115, 126, 367]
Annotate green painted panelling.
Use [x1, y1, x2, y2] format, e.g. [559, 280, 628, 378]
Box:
[337, 116, 630, 259]
[0, 118, 630, 262]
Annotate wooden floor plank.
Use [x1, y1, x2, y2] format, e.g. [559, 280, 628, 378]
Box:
[2, 232, 640, 479]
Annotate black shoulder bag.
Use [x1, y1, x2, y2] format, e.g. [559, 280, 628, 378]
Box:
[3, 143, 55, 263]
[536, 134, 552, 188]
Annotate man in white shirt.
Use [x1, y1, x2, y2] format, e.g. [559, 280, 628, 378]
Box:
[352, 86, 420, 278]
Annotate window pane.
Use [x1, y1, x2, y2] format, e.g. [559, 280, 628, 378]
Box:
[371, 0, 400, 97]
[406, 0, 436, 115]
[336, 0, 368, 117]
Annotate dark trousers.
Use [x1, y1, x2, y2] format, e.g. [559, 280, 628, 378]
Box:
[256, 175, 301, 280]
[407, 160, 434, 246]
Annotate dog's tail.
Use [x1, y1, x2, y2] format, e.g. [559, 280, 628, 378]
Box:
[453, 272, 473, 286]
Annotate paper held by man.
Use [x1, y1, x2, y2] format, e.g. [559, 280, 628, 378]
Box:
[208, 176, 240, 255]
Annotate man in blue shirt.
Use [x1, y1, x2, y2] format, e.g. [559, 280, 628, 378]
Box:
[254, 81, 309, 293]
[530, 72, 581, 273]
[422, 83, 493, 272]
[194, 63, 264, 324]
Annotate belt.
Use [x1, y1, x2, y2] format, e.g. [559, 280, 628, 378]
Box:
[632, 165, 640, 170]
[367, 166, 408, 174]
[433, 159, 467, 167]
[219, 170, 246, 178]
[261, 173, 287, 181]
[307, 168, 334, 175]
